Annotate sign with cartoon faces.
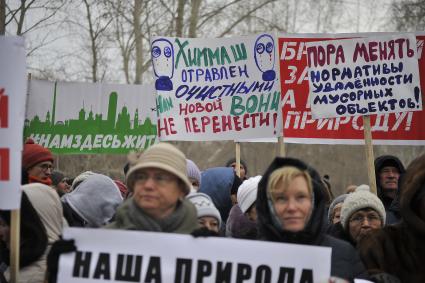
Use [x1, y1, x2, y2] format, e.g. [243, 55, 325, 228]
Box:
[150, 34, 282, 141]
[151, 38, 175, 91]
[254, 34, 276, 81]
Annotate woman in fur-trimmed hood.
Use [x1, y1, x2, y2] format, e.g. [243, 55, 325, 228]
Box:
[359, 154, 425, 283]
[256, 157, 367, 281]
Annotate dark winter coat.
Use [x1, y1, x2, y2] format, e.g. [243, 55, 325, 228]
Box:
[374, 155, 405, 224]
[326, 222, 356, 247]
[225, 204, 258, 239]
[256, 157, 367, 282]
[359, 154, 425, 283]
[199, 167, 235, 224]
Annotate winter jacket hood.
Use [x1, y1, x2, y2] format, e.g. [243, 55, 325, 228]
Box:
[62, 173, 123, 227]
[374, 155, 405, 203]
[199, 167, 235, 223]
[225, 204, 258, 239]
[257, 157, 327, 245]
[257, 157, 367, 281]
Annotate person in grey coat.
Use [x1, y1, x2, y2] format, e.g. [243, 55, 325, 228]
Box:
[256, 157, 368, 282]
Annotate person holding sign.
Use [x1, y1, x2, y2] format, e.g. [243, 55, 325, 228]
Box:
[256, 157, 367, 281]
[106, 143, 198, 233]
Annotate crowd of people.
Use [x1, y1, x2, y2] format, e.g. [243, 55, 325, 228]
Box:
[0, 138, 424, 282]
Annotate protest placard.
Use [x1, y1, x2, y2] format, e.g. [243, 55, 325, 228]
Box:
[0, 36, 26, 209]
[151, 34, 282, 141]
[58, 227, 331, 283]
[306, 34, 421, 119]
[279, 32, 425, 145]
[24, 80, 158, 154]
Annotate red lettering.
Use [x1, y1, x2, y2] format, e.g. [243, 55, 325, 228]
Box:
[212, 116, 221, 133]
[192, 117, 200, 133]
[157, 117, 176, 137]
[369, 41, 378, 61]
[232, 116, 242, 131]
[201, 116, 210, 132]
[0, 88, 8, 128]
[0, 148, 10, 181]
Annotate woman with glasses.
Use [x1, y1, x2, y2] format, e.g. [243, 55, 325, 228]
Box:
[337, 185, 386, 246]
[22, 139, 54, 186]
[256, 157, 367, 282]
[106, 143, 198, 233]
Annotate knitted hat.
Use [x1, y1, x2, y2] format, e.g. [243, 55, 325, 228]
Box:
[237, 175, 261, 213]
[186, 192, 222, 226]
[327, 193, 348, 223]
[22, 139, 54, 170]
[126, 143, 191, 194]
[340, 185, 386, 229]
[187, 159, 201, 187]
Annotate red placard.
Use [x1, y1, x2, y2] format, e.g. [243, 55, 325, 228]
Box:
[279, 34, 425, 145]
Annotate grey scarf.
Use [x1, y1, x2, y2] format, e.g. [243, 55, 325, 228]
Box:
[107, 198, 198, 234]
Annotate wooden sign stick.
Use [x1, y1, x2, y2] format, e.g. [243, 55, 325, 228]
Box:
[363, 115, 377, 195]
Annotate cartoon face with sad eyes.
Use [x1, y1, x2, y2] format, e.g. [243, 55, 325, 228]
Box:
[151, 38, 174, 91]
[254, 34, 276, 81]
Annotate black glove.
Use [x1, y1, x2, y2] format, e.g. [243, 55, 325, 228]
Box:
[47, 238, 76, 283]
[191, 227, 220, 237]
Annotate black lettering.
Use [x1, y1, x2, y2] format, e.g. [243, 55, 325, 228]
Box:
[216, 262, 232, 283]
[300, 269, 313, 283]
[145, 256, 162, 283]
[72, 251, 92, 278]
[277, 267, 295, 283]
[93, 253, 111, 280]
[175, 258, 192, 283]
[196, 260, 212, 282]
[236, 263, 252, 283]
[115, 254, 142, 282]
[255, 265, 272, 283]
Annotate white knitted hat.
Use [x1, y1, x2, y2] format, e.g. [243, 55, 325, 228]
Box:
[186, 192, 222, 226]
[237, 175, 261, 213]
[340, 185, 386, 229]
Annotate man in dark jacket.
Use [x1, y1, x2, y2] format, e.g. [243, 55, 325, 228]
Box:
[374, 155, 405, 224]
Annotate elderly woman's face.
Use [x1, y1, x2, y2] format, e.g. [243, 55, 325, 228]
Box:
[348, 208, 382, 243]
[271, 176, 312, 232]
[133, 168, 184, 219]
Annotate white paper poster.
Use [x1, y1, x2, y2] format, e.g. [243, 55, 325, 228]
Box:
[151, 34, 282, 141]
[0, 36, 27, 209]
[306, 34, 422, 119]
[58, 227, 331, 283]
